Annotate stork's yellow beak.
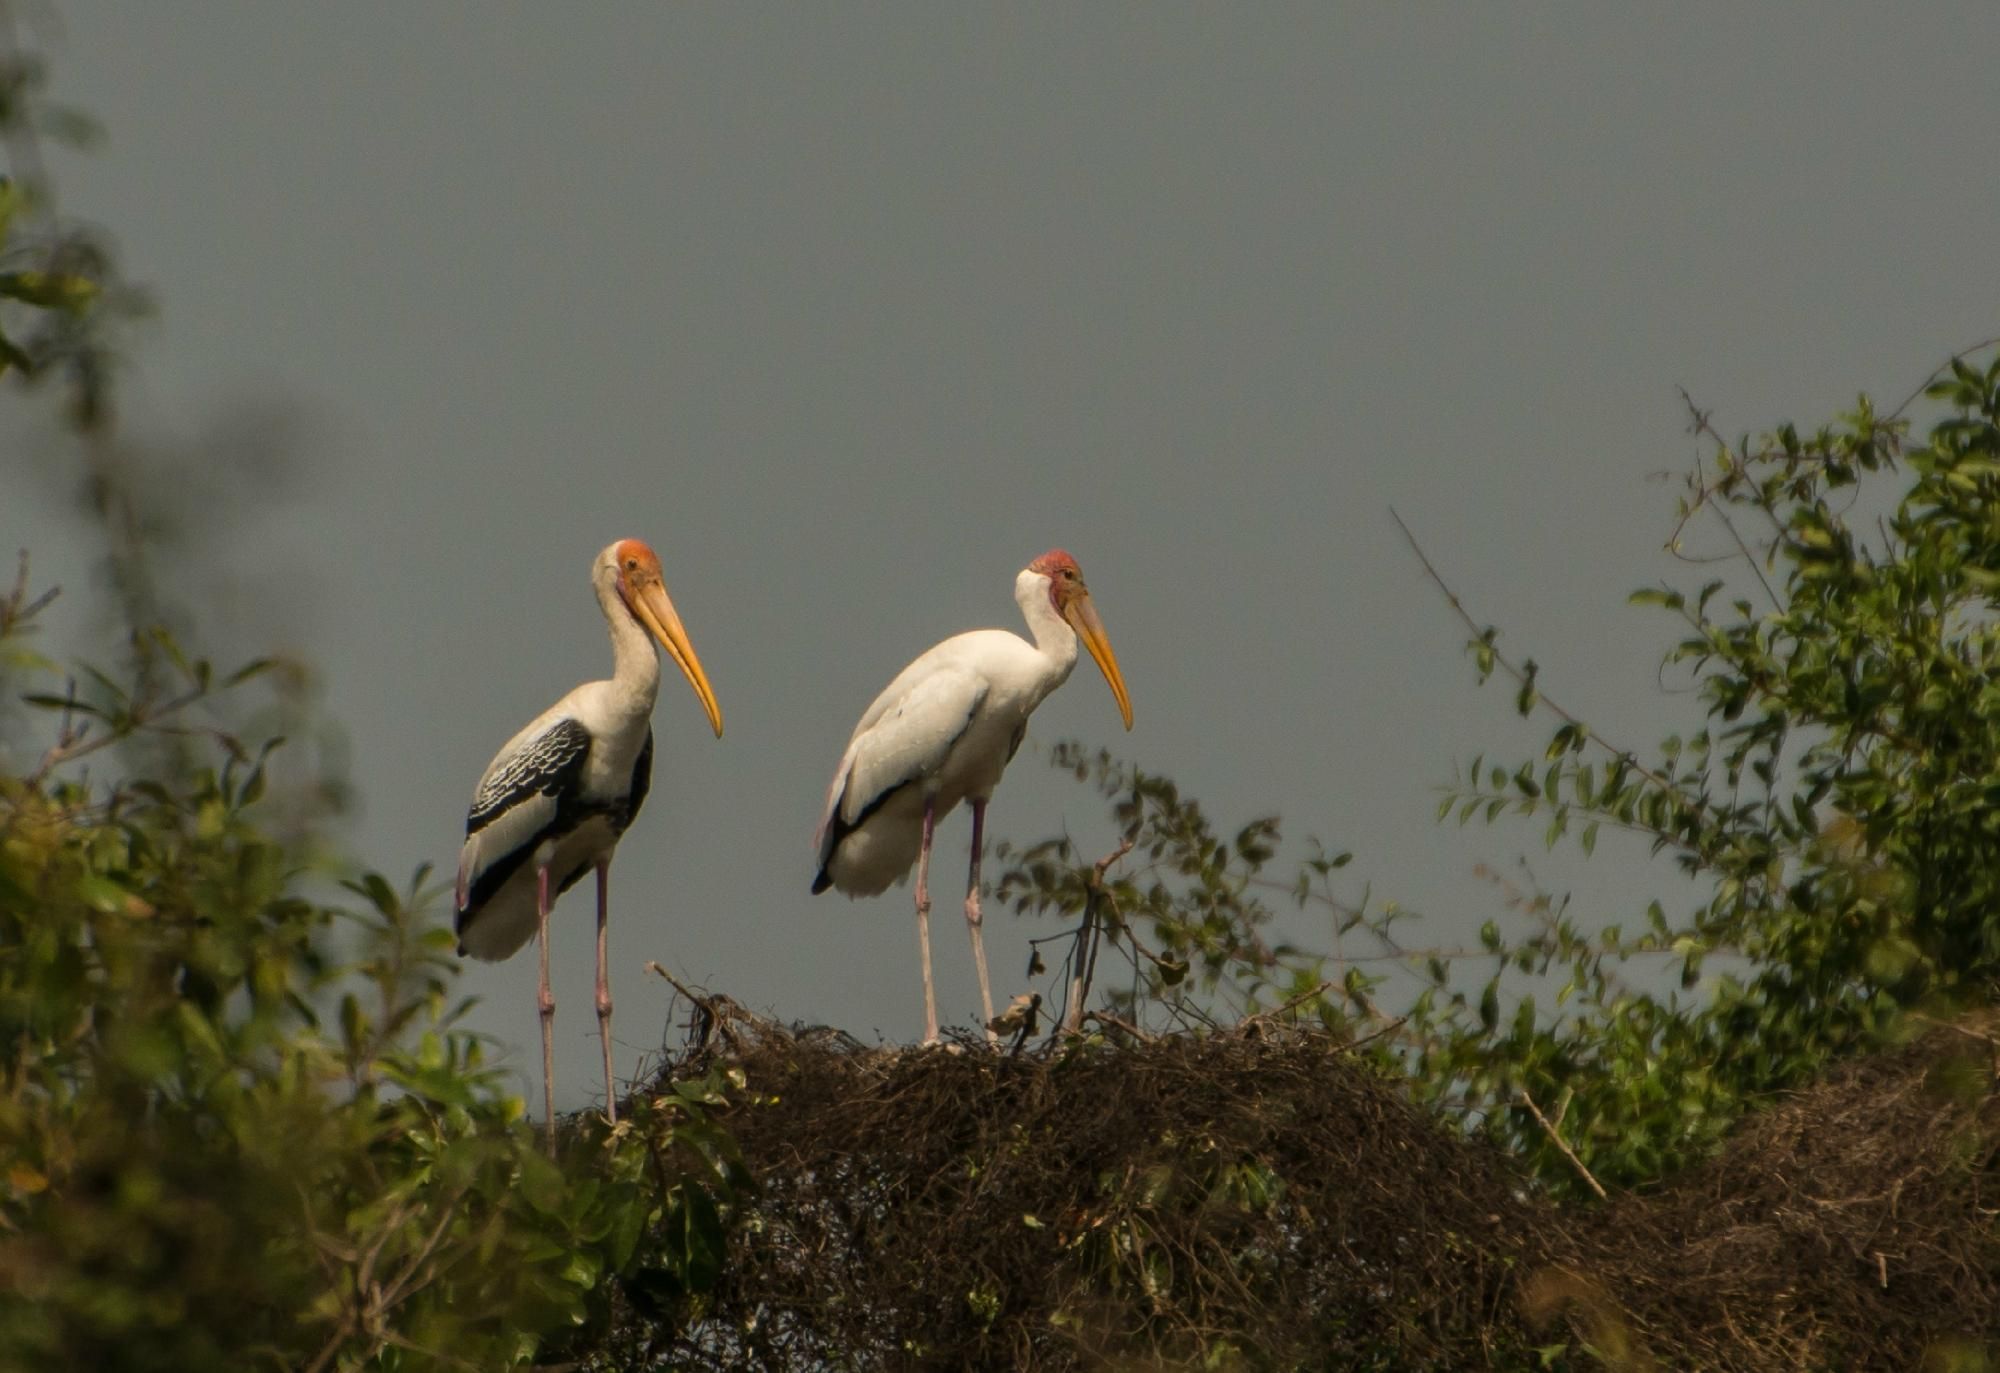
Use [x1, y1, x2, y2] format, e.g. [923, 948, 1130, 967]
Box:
[633, 581, 723, 736]
[1064, 591, 1133, 730]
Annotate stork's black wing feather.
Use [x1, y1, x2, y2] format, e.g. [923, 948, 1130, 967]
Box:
[467, 716, 592, 835]
[623, 728, 654, 833]
[810, 682, 989, 894]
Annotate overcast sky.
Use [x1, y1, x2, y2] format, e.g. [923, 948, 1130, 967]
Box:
[7, 4, 1999, 1110]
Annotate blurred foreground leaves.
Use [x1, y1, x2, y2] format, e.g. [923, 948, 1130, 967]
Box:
[0, 20, 740, 1365]
[0, 586, 744, 1371]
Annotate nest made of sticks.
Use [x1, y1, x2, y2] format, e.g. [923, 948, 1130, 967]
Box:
[577, 997, 2000, 1372]
[1554, 1016, 2000, 1372]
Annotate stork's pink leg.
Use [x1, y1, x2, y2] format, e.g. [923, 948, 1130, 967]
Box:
[535, 859, 556, 1157]
[595, 859, 617, 1126]
[914, 794, 940, 1044]
[964, 798, 997, 1044]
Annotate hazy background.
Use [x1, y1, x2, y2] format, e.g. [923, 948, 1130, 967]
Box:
[6, 4, 1997, 1109]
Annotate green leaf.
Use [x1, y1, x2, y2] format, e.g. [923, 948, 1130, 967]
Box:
[562, 1248, 603, 1290]
[19, 692, 102, 715]
[676, 1185, 726, 1293]
[225, 656, 279, 687]
[1628, 587, 1681, 608]
[0, 269, 98, 311]
[74, 873, 130, 913]
[608, 1192, 647, 1271]
[362, 872, 398, 915]
[518, 1151, 566, 1216]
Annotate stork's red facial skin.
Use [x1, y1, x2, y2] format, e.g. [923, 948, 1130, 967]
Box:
[1025, 548, 1131, 730]
[456, 534, 723, 1153]
[1028, 548, 1086, 613]
[613, 537, 663, 596]
[610, 537, 722, 737]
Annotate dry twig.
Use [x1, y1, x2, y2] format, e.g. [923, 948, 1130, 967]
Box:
[1517, 1086, 1608, 1201]
[1060, 836, 1134, 1034]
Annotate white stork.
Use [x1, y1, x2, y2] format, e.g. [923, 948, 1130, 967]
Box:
[455, 538, 722, 1149]
[812, 549, 1133, 1044]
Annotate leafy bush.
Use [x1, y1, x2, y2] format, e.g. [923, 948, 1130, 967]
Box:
[0, 29, 744, 1364]
[0, 577, 745, 1370]
[11, 10, 2000, 1367]
[999, 346, 2000, 1203]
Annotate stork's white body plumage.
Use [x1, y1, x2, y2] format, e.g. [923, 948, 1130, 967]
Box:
[813, 551, 1132, 1043]
[814, 585, 1078, 897]
[454, 539, 722, 1151]
[457, 659, 660, 963]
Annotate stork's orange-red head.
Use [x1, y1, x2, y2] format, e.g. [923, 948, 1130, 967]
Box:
[1026, 548, 1132, 730]
[606, 537, 723, 737]
[1029, 548, 1087, 610]
[613, 537, 663, 581]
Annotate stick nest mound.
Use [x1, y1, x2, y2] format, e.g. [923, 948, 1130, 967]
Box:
[580, 1000, 2000, 1372]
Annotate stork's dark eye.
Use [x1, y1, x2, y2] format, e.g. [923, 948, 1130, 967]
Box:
[625, 558, 640, 571]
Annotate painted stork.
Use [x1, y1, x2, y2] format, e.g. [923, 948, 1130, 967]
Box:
[455, 538, 722, 1149]
[812, 549, 1133, 1044]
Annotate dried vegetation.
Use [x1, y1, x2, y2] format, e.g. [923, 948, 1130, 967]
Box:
[573, 1000, 2000, 1372]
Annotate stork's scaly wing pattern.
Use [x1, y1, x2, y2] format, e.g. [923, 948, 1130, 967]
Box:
[457, 716, 592, 921]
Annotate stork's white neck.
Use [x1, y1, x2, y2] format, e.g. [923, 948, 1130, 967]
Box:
[597, 564, 661, 719]
[1015, 568, 1079, 675]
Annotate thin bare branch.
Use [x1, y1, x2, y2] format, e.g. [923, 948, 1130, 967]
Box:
[1342, 1014, 1409, 1053]
[1388, 505, 1687, 802]
[1236, 979, 1334, 1035]
[378, 1192, 463, 1309]
[1886, 334, 2000, 421]
[1060, 836, 1133, 1034]
[1670, 391, 1783, 610]
[26, 683, 207, 784]
[1081, 1008, 1150, 1042]
[1518, 1086, 1607, 1201]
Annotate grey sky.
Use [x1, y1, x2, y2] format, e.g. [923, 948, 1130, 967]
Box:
[7, 4, 1999, 1109]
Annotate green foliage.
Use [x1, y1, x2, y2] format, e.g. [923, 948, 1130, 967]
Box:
[0, 38, 138, 423]
[0, 29, 744, 1362]
[1419, 355, 2000, 1191]
[1004, 345, 2000, 1203]
[996, 745, 1334, 1025]
[0, 577, 747, 1370]
[9, 8, 1995, 1364]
